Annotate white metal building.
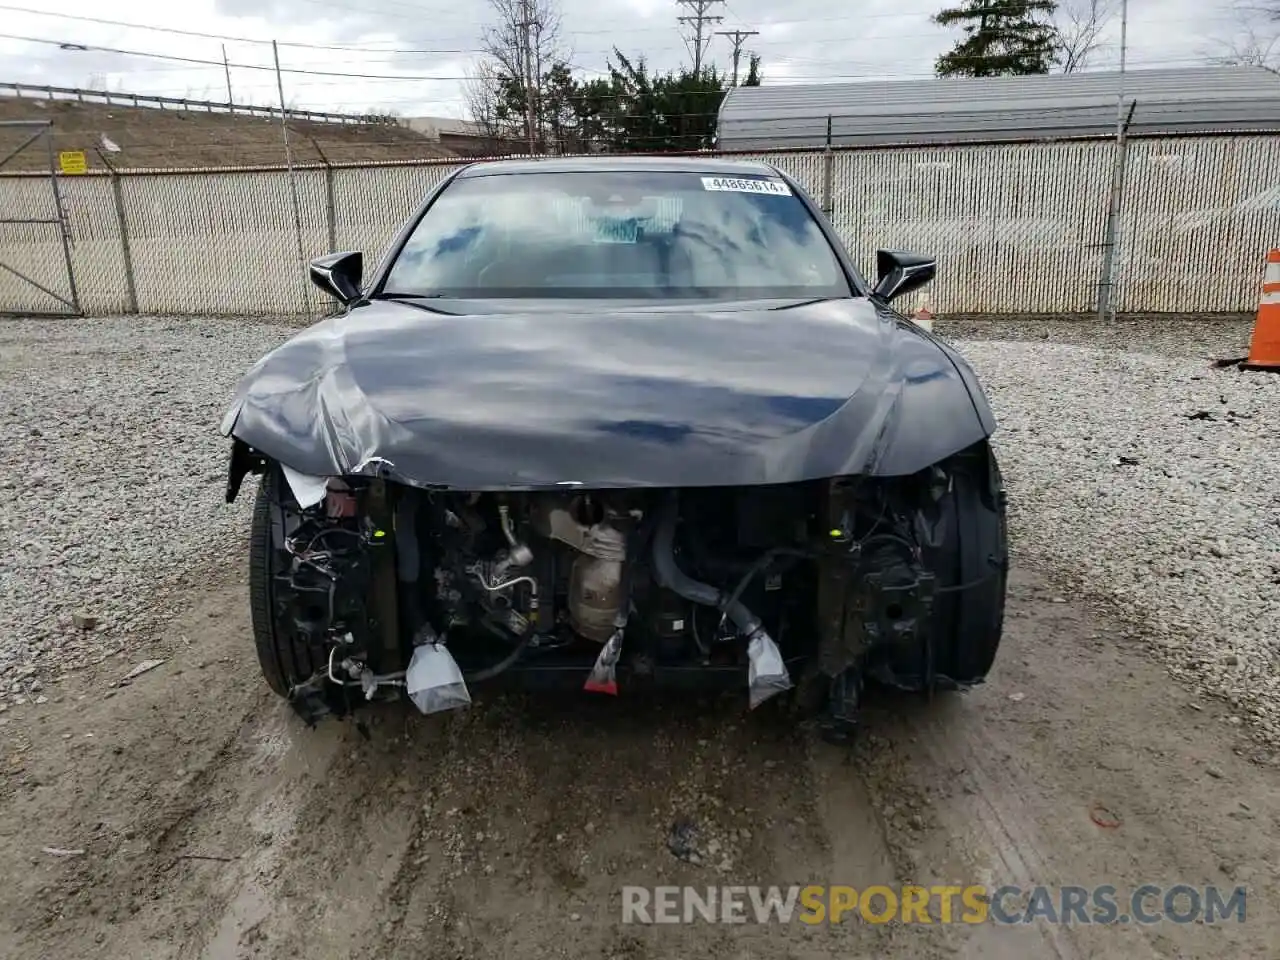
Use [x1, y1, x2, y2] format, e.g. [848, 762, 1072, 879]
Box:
[716, 67, 1280, 151]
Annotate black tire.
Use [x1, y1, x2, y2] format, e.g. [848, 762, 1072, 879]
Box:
[879, 441, 1008, 688]
[927, 441, 1007, 684]
[249, 467, 318, 698]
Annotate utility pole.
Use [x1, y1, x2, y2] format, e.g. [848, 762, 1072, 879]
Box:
[221, 44, 234, 106]
[677, 0, 724, 75]
[716, 29, 758, 85]
[517, 0, 538, 153]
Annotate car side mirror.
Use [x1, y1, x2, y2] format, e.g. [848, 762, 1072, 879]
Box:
[309, 251, 363, 304]
[872, 249, 936, 303]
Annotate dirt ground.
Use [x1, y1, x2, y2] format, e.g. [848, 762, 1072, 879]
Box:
[0, 97, 455, 172]
[1, 550, 1277, 959]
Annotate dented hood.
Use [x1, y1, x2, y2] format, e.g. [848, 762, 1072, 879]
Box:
[221, 297, 994, 489]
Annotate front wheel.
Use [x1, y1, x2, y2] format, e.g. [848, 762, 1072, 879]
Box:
[925, 441, 1008, 684]
[873, 441, 1008, 689]
[248, 467, 321, 698]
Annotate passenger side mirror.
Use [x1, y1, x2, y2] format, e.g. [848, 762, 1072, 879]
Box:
[309, 251, 364, 304]
[872, 249, 936, 303]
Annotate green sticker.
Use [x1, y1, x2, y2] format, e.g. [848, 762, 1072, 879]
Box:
[592, 217, 639, 244]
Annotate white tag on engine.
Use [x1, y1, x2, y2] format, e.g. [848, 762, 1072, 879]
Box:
[747, 631, 792, 710]
[406, 643, 471, 715]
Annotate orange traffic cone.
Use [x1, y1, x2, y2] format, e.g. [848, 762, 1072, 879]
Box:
[913, 293, 935, 332]
[1243, 249, 1280, 371]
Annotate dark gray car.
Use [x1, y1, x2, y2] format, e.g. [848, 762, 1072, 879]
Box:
[221, 156, 1007, 738]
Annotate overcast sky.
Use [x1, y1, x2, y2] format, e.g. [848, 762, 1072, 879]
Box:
[0, 0, 1267, 119]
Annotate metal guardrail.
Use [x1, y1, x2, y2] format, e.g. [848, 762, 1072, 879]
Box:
[0, 82, 397, 126]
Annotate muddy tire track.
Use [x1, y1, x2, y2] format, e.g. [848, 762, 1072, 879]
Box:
[853, 569, 1280, 960]
[4, 567, 1279, 960]
[240, 693, 900, 960]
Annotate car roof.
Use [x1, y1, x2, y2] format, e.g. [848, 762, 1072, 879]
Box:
[454, 155, 781, 178]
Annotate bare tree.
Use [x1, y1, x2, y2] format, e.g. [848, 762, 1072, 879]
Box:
[467, 0, 568, 152]
[1052, 0, 1116, 73]
[464, 62, 503, 141]
[464, 60, 531, 153]
[1206, 2, 1280, 68]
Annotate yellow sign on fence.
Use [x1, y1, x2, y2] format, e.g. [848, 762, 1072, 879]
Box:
[58, 151, 87, 175]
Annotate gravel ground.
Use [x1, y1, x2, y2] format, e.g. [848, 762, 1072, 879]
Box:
[1, 314, 1277, 746]
[4, 313, 1279, 960]
[947, 326, 1280, 743]
[937, 315, 1256, 360]
[0, 317, 293, 705]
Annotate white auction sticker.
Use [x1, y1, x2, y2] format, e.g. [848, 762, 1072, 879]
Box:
[700, 176, 792, 196]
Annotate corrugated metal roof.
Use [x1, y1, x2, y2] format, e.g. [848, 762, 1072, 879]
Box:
[717, 67, 1280, 149]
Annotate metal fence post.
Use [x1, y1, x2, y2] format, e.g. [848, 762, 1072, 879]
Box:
[821, 114, 834, 219]
[303, 134, 339, 255]
[95, 147, 139, 314]
[324, 162, 337, 253]
[310, 136, 336, 254]
[44, 129, 81, 315]
[109, 172, 140, 314]
[1097, 100, 1137, 320]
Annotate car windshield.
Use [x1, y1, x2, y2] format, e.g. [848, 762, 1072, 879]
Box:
[380, 170, 852, 300]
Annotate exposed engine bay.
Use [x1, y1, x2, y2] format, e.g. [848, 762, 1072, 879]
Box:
[249, 446, 1005, 739]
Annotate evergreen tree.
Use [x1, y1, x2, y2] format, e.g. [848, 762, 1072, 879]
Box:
[470, 39, 761, 152]
[570, 51, 730, 153]
[933, 0, 1058, 77]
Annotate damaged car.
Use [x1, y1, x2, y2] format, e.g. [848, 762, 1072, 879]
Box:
[221, 157, 1008, 737]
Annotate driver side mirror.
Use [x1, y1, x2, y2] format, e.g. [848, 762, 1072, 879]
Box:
[872, 249, 936, 303]
[309, 251, 364, 304]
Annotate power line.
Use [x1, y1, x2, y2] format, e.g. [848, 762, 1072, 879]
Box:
[0, 33, 475, 80]
[3, 50, 1244, 118]
[0, 4, 1242, 60]
[6, 31, 1232, 81]
[0, 15, 1253, 111]
[276, 0, 474, 26]
[716, 29, 758, 86]
[0, 4, 480, 54]
[113, 37, 1256, 73]
[0, 2, 1246, 49]
[676, 0, 723, 75]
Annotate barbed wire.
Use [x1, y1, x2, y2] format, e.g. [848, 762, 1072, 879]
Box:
[0, 127, 1259, 182]
[6, 111, 1267, 162]
[5, 86, 1270, 148]
[6, 98, 1258, 138]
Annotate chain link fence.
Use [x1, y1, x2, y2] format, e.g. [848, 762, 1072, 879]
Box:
[3, 136, 1279, 317]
